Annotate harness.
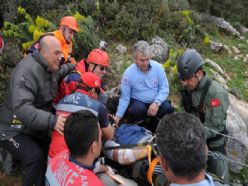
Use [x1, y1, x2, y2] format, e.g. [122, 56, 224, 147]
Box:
[182, 78, 227, 154]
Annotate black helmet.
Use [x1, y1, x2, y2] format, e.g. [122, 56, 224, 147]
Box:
[177, 49, 204, 80]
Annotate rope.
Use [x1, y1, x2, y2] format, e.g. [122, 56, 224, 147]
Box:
[208, 151, 248, 168]
[204, 126, 243, 141]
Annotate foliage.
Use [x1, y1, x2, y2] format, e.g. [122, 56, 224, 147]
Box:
[73, 13, 100, 59]
[3, 7, 54, 52]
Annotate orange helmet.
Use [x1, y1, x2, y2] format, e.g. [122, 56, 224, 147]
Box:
[59, 16, 79, 32]
[87, 49, 110, 67]
[80, 72, 101, 89]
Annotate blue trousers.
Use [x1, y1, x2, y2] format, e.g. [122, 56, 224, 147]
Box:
[126, 99, 174, 132]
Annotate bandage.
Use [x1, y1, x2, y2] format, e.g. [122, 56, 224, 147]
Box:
[118, 149, 135, 164]
[103, 140, 119, 159]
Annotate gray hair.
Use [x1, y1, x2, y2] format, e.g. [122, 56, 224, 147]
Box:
[133, 40, 152, 58]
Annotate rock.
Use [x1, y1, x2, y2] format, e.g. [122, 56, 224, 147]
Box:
[233, 56, 240, 61]
[232, 46, 241, 54]
[223, 45, 232, 55]
[202, 14, 240, 37]
[115, 44, 127, 54]
[226, 94, 248, 173]
[235, 22, 248, 35]
[150, 36, 169, 64]
[243, 57, 248, 63]
[205, 58, 225, 75]
[209, 69, 229, 90]
[237, 54, 244, 59]
[209, 41, 223, 53]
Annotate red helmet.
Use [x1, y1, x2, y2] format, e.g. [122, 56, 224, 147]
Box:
[87, 49, 110, 67]
[80, 72, 101, 89]
[59, 16, 79, 32]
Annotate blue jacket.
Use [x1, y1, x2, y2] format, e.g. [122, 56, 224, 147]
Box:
[115, 124, 153, 145]
[116, 60, 169, 118]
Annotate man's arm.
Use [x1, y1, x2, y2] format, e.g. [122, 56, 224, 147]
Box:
[11, 70, 56, 131]
[98, 104, 114, 140]
[58, 63, 75, 81]
[204, 92, 229, 138]
[115, 71, 132, 121]
[154, 64, 169, 105]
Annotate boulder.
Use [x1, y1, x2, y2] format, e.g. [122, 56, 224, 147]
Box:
[226, 94, 248, 173]
[202, 14, 240, 37]
[150, 36, 169, 64]
[115, 44, 127, 54]
[223, 45, 232, 55]
[232, 46, 241, 54]
[209, 41, 223, 53]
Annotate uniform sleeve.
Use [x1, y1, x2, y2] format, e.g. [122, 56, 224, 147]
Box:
[11, 70, 56, 131]
[115, 70, 131, 118]
[98, 104, 110, 128]
[204, 92, 229, 139]
[58, 63, 75, 81]
[154, 64, 169, 104]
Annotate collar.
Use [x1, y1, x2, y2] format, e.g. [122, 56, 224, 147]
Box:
[69, 155, 95, 170]
[31, 50, 50, 72]
[135, 61, 152, 72]
[197, 73, 210, 90]
[76, 89, 94, 98]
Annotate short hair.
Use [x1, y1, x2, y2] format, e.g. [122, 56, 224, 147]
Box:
[64, 110, 99, 157]
[156, 112, 207, 180]
[133, 40, 151, 58]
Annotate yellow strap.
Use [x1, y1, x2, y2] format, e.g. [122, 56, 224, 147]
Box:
[147, 145, 152, 165]
[147, 157, 159, 185]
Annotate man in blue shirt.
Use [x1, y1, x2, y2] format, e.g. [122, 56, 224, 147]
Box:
[113, 40, 174, 132]
[156, 112, 227, 186]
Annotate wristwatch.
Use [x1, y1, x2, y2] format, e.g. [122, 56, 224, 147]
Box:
[154, 101, 161, 107]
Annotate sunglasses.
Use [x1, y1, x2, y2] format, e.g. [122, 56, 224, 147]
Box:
[99, 66, 107, 71]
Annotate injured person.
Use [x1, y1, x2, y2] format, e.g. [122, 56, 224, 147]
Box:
[103, 123, 154, 165]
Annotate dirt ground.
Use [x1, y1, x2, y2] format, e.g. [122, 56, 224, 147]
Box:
[0, 172, 22, 186]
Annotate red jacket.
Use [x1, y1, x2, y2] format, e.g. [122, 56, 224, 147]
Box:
[46, 151, 104, 186]
[53, 59, 86, 103]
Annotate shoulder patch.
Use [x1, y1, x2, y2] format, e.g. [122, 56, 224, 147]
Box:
[210, 99, 220, 107]
[122, 76, 129, 84]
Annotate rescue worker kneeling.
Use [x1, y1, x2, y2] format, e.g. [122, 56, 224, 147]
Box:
[46, 110, 104, 186]
[49, 72, 114, 159]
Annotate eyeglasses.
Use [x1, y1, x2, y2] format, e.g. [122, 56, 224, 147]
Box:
[99, 66, 107, 71]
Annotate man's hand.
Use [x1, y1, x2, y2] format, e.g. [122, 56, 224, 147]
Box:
[113, 115, 121, 127]
[54, 115, 67, 135]
[147, 102, 159, 117]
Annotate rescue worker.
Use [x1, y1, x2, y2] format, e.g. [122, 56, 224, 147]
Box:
[113, 40, 174, 133]
[0, 35, 75, 186]
[53, 48, 110, 104]
[177, 48, 229, 183]
[28, 16, 79, 64]
[46, 110, 104, 186]
[49, 72, 114, 158]
[156, 112, 227, 186]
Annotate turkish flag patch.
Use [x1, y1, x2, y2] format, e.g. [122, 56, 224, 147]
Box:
[210, 99, 220, 107]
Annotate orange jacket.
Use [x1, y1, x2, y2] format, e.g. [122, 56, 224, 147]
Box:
[53, 30, 72, 62]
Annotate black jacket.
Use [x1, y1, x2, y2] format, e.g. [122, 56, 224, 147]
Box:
[0, 50, 74, 140]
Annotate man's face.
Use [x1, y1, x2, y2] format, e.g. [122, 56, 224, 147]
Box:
[180, 75, 199, 90]
[134, 52, 150, 72]
[92, 65, 107, 79]
[42, 41, 62, 72]
[63, 26, 76, 43]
